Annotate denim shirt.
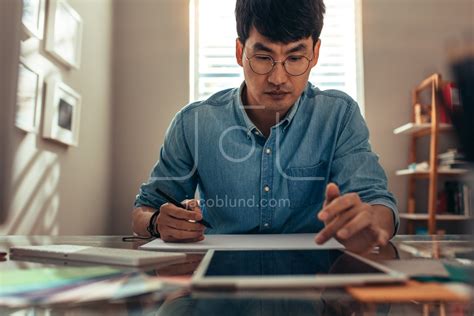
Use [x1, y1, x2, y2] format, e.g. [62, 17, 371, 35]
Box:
[135, 82, 399, 235]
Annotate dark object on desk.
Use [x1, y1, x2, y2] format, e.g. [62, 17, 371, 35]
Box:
[0, 250, 7, 262]
[155, 188, 213, 229]
[456, 249, 474, 261]
[440, 55, 474, 162]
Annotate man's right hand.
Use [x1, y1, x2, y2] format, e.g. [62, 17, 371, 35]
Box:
[156, 199, 206, 243]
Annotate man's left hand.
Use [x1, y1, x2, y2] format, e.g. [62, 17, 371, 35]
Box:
[315, 183, 394, 253]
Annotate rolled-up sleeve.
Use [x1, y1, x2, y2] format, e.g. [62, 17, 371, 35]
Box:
[330, 102, 399, 236]
[134, 111, 198, 210]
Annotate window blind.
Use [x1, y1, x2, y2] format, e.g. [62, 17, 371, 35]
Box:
[192, 0, 363, 110]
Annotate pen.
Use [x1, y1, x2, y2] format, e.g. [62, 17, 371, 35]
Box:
[155, 187, 213, 229]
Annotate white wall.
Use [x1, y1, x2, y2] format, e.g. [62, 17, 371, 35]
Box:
[0, 0, 113, 235]
[362, 0, 474, 232]
[0, 0, 21, 225]
[110, 0, 190, 234]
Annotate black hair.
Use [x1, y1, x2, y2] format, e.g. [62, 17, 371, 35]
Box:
[235, 0, 326, 45]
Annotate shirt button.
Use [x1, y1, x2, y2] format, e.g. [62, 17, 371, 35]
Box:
[265, 148, 271, 154]
[264, 185, 270, 192]
[254, 131, 260, 135]
[264, 223, 269, 227]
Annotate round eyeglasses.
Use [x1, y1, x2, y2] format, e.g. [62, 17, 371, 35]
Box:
[245, 53, 313, 76]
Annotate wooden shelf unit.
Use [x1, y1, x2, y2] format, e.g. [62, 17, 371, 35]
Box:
[393, 73, 470, 234]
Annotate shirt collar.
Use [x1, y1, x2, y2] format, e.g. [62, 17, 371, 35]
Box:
[234, 82, 258, 137]
[234, 81, 306, 136]
[279, 93, 302, 131]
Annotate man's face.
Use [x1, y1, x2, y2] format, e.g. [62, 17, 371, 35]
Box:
[236, 27, 321, 113]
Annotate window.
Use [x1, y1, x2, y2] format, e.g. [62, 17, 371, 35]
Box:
[191, 0, 364, 113]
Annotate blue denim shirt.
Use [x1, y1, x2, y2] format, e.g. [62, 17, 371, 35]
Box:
[135, 83, 399, 235]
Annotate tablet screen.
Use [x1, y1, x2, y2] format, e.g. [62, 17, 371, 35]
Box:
[204, 250, 385, 277]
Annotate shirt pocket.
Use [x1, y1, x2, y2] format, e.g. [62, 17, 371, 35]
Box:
[286, 161, 327, 209]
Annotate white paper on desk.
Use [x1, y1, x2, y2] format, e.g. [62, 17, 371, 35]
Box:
[140, 233, 343, 252]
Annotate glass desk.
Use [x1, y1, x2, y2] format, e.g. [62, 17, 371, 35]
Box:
[0, 235, 472, 316]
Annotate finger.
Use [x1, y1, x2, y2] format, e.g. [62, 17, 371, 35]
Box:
[162, 235, 205, 243]
[318, 193, 361, 222]
[335, 210, 373, 240]
[161, 236, 204, 244]
[182, 200, 202, 223]
[315, 206, 360, 244]
[340, 225, 386, 254]
[160, 227, 204, 241]
[375, 227, 390, 246]
[317, 183, 341, 221]
[182, 199, 201, 212]
[162, 203, 203, 221]
[324, 183, 340, 207]
[161, 214, 205, 232]
[172, 235, 205, 243]
[352, 237, 381, 255]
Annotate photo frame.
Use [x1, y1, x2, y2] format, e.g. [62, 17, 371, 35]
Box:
[45, 0, 83, 69]
[15, 59, 44, 133]
[43, 79, 81, 146]
[22, 0, 46, 39]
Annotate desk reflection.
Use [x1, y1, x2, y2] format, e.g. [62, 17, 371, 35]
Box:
[156, 293, 389, 316]
[155, 248, 397, 316]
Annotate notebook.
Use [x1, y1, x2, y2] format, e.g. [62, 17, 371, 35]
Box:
[10, 245, 186, 267]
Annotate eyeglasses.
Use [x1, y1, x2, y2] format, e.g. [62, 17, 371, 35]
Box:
[245, 52, 313, 76]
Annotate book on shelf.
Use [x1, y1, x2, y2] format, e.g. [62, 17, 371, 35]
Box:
[438, 149, 469, 170]
[438, 148, 465, 160]
[439, 159, 466, 166]
[463, 185, 471, 217]
[439, 82, 461, 124]
[438, 164, 469, 171]
[438, 181, 472, 216]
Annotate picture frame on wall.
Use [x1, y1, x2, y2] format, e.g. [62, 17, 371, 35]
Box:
[45, 0, 83, 69]
[22, 0, 46, 39]
[43, 78, 81, 146]
[15, 59, 44, 133]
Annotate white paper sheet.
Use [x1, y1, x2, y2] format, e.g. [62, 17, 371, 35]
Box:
[140, 234, 344, 252]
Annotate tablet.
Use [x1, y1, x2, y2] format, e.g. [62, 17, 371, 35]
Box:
[192, 249, 407, 289]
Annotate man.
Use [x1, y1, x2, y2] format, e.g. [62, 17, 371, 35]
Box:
[132, 0, 398, 253]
